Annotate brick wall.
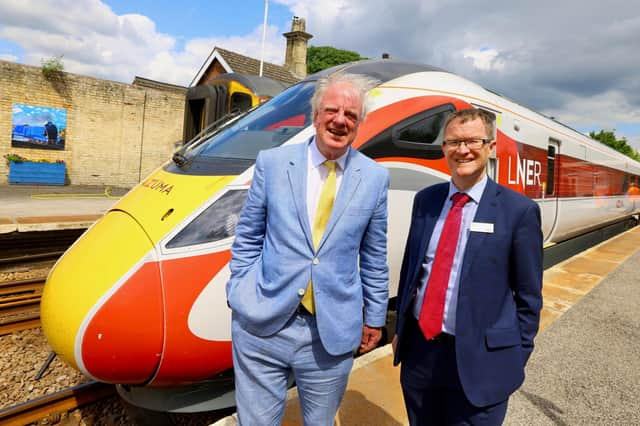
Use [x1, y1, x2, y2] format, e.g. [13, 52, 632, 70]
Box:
[0, 60, 185, 188]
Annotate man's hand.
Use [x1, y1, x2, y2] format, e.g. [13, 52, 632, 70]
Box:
[359, 325, 382, 354]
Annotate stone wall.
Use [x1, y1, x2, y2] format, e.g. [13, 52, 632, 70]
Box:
[0, 60, 185, 188]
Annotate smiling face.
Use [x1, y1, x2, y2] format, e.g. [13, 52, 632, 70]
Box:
[442, 116, 496, 191]
[313, 81, 363, 160]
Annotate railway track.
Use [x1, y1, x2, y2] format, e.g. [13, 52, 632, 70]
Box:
[0, 230, 82, 336]
[0, 277, 46, 335]
[0, 381, 116, 426]
[0, 229, 84, 264]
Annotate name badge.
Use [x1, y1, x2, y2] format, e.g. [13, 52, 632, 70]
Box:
[470, 222, 494, 233]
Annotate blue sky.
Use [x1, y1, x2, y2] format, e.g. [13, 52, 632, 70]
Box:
[0, 0, 639, 150]
[106, 1, 293, 45]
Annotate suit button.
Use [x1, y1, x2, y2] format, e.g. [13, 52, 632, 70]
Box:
[298, 288, 305, 296]
[313, 258, 319, 265]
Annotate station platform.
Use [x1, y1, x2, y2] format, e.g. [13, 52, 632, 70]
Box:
[1, 184, 638, 423]
[214, 225, 640, 425]
[0, 184, 126, 234]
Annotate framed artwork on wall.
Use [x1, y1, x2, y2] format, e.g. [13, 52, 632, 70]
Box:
[11, 103, 67, 151]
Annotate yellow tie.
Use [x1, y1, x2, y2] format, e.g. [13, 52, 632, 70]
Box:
[301, 160, 337, 314]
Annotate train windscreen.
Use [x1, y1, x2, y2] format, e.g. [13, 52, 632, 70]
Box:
[170, 82, 314, 176]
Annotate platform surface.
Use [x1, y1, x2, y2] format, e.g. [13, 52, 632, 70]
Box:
[0, 184, 126, 233]
[214, 226, 640, 425]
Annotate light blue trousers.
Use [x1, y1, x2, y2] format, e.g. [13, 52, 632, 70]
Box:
[232, 311, 353, 426]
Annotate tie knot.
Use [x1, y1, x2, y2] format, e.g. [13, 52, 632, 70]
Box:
[451, 192, 471, 208]
[324, 160, 336, 172]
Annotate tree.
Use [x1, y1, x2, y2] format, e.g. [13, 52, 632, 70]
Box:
[307, 46, 367, 74]
[589, 130, 640, 161]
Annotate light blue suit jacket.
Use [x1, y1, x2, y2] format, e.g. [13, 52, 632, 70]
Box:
[226, 141, 390, 356]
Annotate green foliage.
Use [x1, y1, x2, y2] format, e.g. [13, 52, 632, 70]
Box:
[307, 46, 367, 74]
[40, 55, 64, 78]
[589, 130, 640, 161]
[4, 153, 65, 165]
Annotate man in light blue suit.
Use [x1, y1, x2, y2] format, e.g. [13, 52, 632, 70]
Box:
[227, 73, 389, 425]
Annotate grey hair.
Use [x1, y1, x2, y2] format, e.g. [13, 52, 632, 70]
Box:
[310, 73, 380, 122]
[443, 108, 497, 140]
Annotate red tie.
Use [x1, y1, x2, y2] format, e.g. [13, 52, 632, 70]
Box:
[418, 192, 471, 339]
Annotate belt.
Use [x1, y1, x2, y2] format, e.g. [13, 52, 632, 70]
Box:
[428, 332, 455, 344]
[409, 316, 454, 344]
[296, 303, 313, 316]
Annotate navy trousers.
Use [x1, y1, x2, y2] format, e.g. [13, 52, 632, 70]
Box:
[399, 317, 509, 425]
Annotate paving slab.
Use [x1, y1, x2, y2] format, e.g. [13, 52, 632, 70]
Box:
[506, 249, 640, 425]
[213, 226, 640, 426]
[0, 184, 126, 233]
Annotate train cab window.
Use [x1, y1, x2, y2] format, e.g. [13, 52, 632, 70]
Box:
[360, 104, 454, 160]
[622, 174, 629, 193]
[230, 92, 252, 114]
[395, 114, 443, 144]
[166, 189, 248, 249]
[546, 145, 556, 195]
[169, 82, 314, 176]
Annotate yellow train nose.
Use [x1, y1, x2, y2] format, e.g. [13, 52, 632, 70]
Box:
[41, 210, 163, 384]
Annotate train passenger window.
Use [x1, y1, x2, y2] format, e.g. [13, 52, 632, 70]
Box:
[166, 189, 248, 249]
[546, 145, 556, 195]
[622, 174, 629, 193]
[360, 104, 454, 161]
[393, 107, 450, 146]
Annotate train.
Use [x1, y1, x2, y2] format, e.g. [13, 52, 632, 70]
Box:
[40, 59, 640, 412]
[182, 73, 288, 143]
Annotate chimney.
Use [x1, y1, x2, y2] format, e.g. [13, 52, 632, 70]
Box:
[283, 16, 313, 78]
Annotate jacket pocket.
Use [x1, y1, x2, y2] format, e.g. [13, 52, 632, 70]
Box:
[485, 327, 521, 349]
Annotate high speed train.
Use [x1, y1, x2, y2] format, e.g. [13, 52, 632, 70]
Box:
[41, 60, 640, 412]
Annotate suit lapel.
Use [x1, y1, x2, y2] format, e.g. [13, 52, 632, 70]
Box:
[316, 149, 361, 252]
[287, 141, 314, 250]
[459, 179, 500, 285]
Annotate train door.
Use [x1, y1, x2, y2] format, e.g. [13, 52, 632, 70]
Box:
[541, 140, 560, 241]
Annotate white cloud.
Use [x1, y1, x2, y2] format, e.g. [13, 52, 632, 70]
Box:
[0, 0, 287, 86]
[1, 0, 639, 145]
[463, 48, 505, 72]
[0, 53, 17, 61]
[542, 91, 640, 130]
[626, 135, 640, 151]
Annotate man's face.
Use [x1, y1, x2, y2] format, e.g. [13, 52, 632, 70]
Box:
[442, 116, 496, 190]
[313, 81, 362, 160]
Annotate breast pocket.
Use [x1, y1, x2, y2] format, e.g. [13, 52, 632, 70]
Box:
[347, 208, 373, 216]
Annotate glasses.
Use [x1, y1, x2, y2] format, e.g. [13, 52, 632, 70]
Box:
[442, 138, 491, 150]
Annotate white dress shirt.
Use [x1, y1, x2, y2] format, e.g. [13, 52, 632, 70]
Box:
[413, 175, 488, 335]
[306, 138, 348, 227]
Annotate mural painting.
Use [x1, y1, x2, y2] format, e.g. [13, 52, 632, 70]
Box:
[11, 104, 67, 150]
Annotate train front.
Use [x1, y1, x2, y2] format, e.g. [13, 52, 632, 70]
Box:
[39, 81, 316, 411]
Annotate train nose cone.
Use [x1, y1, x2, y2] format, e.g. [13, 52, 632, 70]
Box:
[41, 210, 163, 384]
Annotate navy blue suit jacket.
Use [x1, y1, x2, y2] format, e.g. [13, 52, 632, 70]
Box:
[394, 179, 543, 407]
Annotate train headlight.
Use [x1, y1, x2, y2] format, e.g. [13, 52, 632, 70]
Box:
[166, 189, 248, 248]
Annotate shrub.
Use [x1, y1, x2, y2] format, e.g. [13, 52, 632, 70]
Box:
[41, 55, 65, 78]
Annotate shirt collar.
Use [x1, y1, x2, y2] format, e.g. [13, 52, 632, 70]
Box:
[447, 175, 488, 204]
[308, 137, 349, 171]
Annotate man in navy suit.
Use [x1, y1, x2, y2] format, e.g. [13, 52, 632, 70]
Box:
[392, 108, 543, 425]
[227, 73, 389, 425]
